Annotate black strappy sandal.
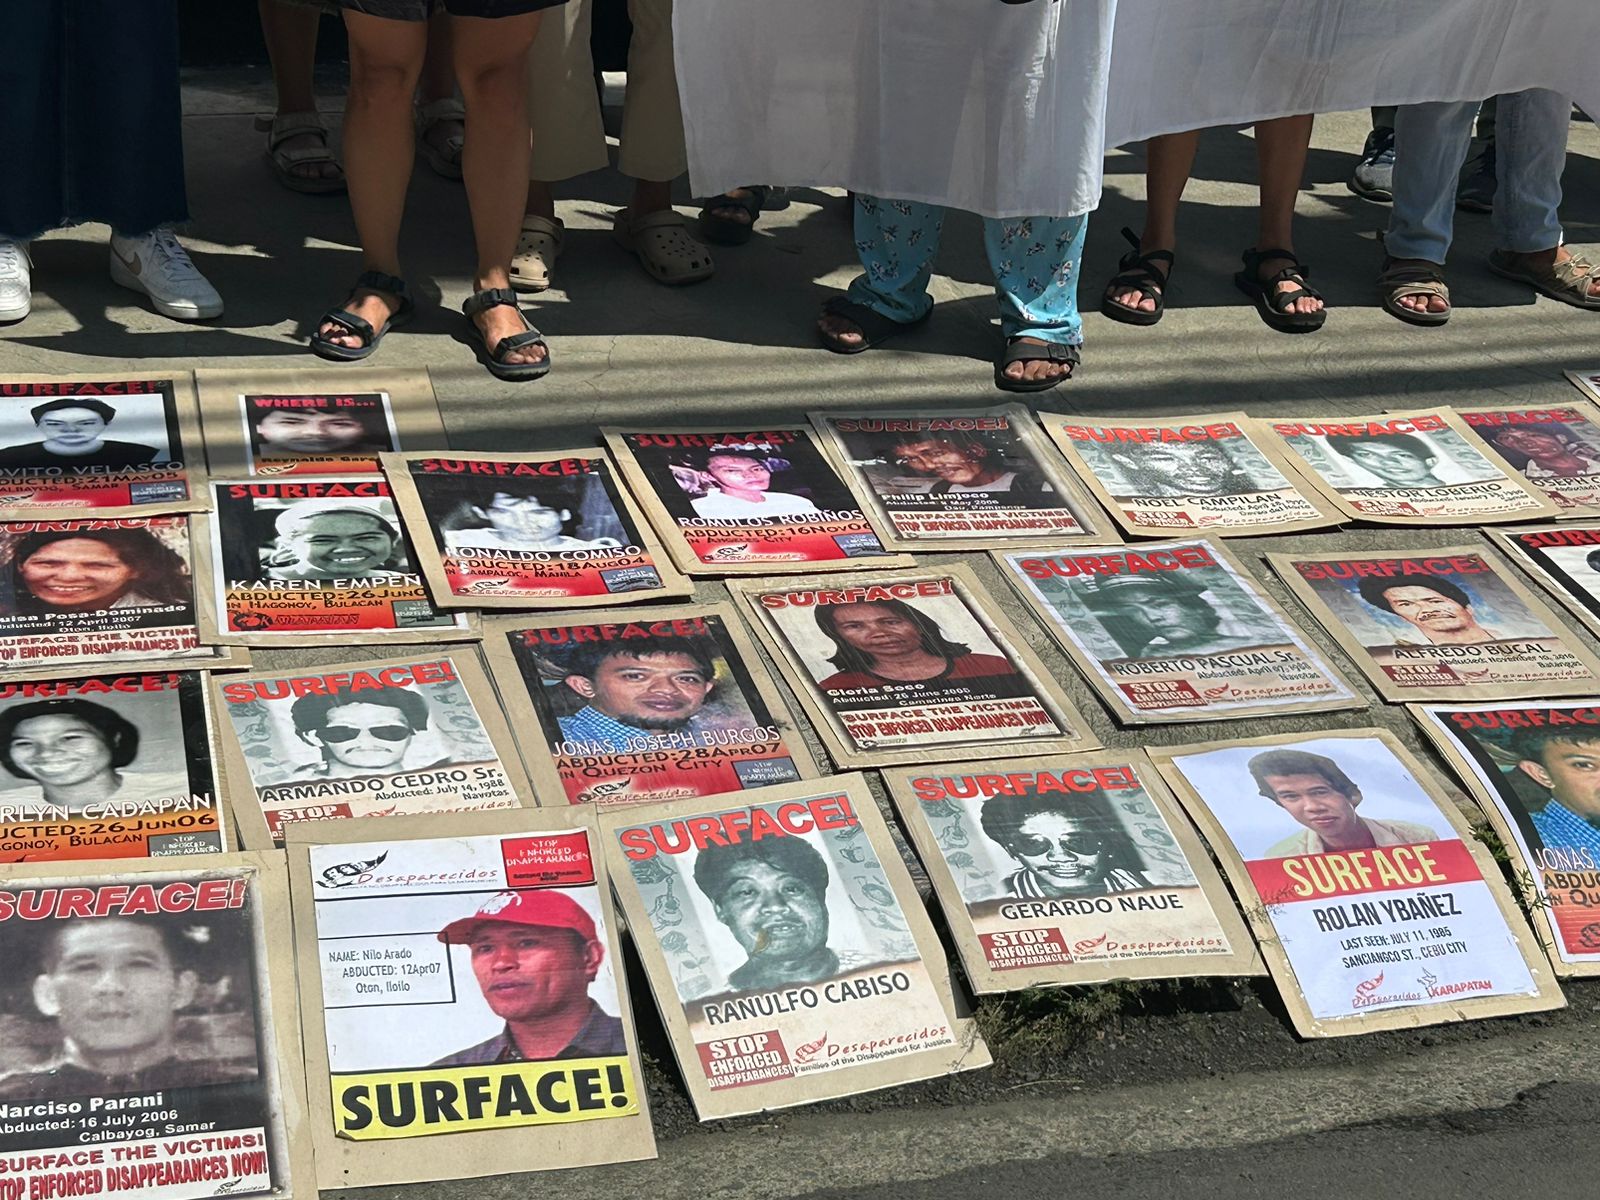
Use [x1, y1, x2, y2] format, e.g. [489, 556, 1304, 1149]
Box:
[1101, 227, 1174, 327]
[309, 270, 413, 361]
[994, 338, 1078, 393]
[1235, 246, 1327, 333]
[816, 295, 928, 354]
[462, 287, 551, 382]
[698, 186, 770, 246]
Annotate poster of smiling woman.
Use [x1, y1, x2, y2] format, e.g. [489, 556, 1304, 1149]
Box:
[0, 374, 207, 517]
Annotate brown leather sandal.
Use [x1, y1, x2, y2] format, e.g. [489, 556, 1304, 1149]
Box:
[1378, 256, 1451, 326]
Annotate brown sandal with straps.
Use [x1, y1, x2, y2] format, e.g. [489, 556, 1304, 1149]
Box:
[1235, 246, 1326, 333]
[1102, 226, 1174, 326]
[1378, 256, 1452, 326]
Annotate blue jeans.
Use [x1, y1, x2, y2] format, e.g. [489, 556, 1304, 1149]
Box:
[0, 0, 189, 240]
[1387, 89, 1569, 263]
[846, 194, 1086, 345]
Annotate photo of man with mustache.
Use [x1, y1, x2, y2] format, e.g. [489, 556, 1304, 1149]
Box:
[1356, 572, 1503, 646]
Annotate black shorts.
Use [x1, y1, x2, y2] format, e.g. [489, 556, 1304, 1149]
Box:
[338, 0, 567, 19]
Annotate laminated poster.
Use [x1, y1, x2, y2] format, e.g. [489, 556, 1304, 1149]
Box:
[195, 366, 446, 478]
[0, 374, 206, 517]
[729, 564, 1099, 769]
[1486, 522, 1600, 643]
[212, 652, 531, 848]
[0, 670, 226, 861]
[1150, 729, 1564, 1036]
[286, 809, 656, 1185]
[808, 405, 1104, 549]
[1457, 403, 1600, 517]
[995, 538, 1360, 724]
[881, 752, 1263, 991]
[382, 450, 691, 608]
[0, 516, 227, 677]
[204, 475, 472, 644]
[1266, 544, 1600, 702]
[482, 602, 819, 808]
[1261, 409, 1558, 524]
[0, 853, 315, 1200]
[1565, 369, 1600, 406]
[600, 776, 990, 1119]
[1037, 410, 1340, 536]
[603, 425, 912, 574]
[1412, 699, 1600, 976]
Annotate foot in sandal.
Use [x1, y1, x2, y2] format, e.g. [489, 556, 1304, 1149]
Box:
[467, 286, 549, 374]
[997, 337, 1077, 392]
[815, 296, 927, 354]
[1487, 245, 1600, 309]
[1235, 246, 1326, 332]
[416, 97, 465, 180]
[259, 112, 345, 194]
[1379, 256, 1451, 325]
[1102, 227, 1174, 325]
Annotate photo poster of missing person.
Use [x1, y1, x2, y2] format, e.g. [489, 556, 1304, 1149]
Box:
[599, 777, 989, 1118]
[1412, 700, 1600, 974]
[0, 516, 216, 677]
[1266, 545, 1600, 702]
[1261, 409, 1559, 524]
[602, 426, 912, 574]
[995, 539, 1360, 724]
[0, 376, 205, 517]
[1487, 522, 1600, 642]
[1150, 730, 1564, 1034]
[1037, 411, 1341, 537]
[880, 753, 1263, 991]
[1458, 404, 1600, 517]
[806, 405, 1104, 549]
[0, 671, 225, 861]
[194, 366, 446, 479]
[212, 654, 529, 848]
[483, 605, 817, 809]
[205, 475, 470, 643]
[0, 854, 312, 1200]
[286, 811, 656, 1180]
[382, 451, 691, 608]
[729, 566, 1097, 769]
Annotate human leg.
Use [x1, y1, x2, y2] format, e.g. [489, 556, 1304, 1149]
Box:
[1350, 106, 1397, 201]
[988, 213, 1085, 390]
[1381, 100, 1477, 319]
[258, 0, 343, 189]
[1245, 114, 1323, 325]
[417, 11, 465, 178]
[1103, 131, 1197, 315]
[817, 194, 944, 351]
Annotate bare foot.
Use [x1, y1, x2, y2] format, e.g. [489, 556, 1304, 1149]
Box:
[1001, 337, 1074, 386]
[473, 302, 547, 367]
[1254, 252, 1325, 315]
[318, 288, 403, 350]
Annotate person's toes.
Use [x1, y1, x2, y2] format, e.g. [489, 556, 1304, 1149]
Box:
[819, 316, 864, 347]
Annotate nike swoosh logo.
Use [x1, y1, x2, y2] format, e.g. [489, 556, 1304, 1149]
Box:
[113, 247, 142, 275]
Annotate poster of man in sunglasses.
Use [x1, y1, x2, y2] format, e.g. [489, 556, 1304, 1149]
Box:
[214, 655, 526, 845]
[809, 407, 1102, 548]
[207, 475, 467, 642]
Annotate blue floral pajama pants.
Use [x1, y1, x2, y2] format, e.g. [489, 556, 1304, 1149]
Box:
[845, 193, 1087, 345]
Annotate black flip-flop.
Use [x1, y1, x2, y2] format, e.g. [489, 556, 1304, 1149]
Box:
[1234, 247, 1327, 333]
[463, 287, 551, 382]
[698, 186, 769, 246]
[994, 338, 1078, 393]
[816, 296, 927, 354]
[309, 270, 413, 361]
[1101, 226, 1174, 327]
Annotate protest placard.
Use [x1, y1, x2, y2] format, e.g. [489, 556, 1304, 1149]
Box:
[483, 602, 819, 808]
[1486, 522, 1600, 642]
[1566, 369, 1600, 406]
[603, 425, 912, 574]
[1412, 700, 1600, 976]
[808, 405, 1104, 549]
[729, 564, 1098, 768]
[195, 366, 446, 478]
[599, 776, 990, 1119]
[0, 374, 206, 517]
[881, 752, 1262, 991]
[212, 652, 530, 848]
[383, 450, 691, 607]
[995, 538, 1360, 724]
[0, 853, 314, 1200]
[0, 670, 226, 860]
[1150, 729, 1564, 1035]
[1037, 410, 1340, 536]
[203, 475, 472, 645]
[1457, 403, 1600, 517]
[1261, 409, 1558, 524]
[1265, 544, 1600, 702]
[286, 808, 656, 1184]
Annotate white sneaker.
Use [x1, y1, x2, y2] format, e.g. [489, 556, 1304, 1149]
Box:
[109, 228, 223, 320]
[0, 239, 31, 322]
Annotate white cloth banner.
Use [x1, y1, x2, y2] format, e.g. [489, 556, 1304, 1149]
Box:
[676, 0, 1600, 220]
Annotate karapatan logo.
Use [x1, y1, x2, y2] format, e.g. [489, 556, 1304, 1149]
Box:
[317, 850, 389, 888]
